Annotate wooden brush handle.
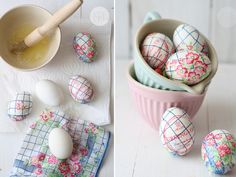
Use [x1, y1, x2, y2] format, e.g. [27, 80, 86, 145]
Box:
[25, 0, 83, 47]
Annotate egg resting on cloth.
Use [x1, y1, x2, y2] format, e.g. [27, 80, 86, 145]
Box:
[8, 92, 33, 121]
[68, 75, 94, 104]
[10, 109, 110, 177]
[201, 129, 236, 174]
[159, 107, 195, 156]
[73, 32, 97, 63]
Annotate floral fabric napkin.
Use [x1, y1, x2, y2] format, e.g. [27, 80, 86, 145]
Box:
[10, 110, 110, 177]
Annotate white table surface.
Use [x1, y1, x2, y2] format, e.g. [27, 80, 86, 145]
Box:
[115, 59, 236, 177]
[0, 1, 114, 176]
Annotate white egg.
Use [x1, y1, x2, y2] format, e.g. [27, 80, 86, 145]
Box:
[35, 80, 64, 106]
[48, 128, 73, 160]
[159, 107, 195, 156]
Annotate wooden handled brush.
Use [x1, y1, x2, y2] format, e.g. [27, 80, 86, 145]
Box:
[11, 0, 83, 53]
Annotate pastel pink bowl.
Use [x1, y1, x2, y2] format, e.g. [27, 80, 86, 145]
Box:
[127, 62, 206, 130]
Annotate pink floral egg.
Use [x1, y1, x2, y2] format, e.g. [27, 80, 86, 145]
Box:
[73, 32, 97, 63]
[159, 107, 195, 156]
[141, 33, 174, 70]
[165, 50, 211, 85]
[8, 92, 33, 121]
[201, 130, 236, 174]
[173, 24, 208, 56]
[68, 75, 94, 104]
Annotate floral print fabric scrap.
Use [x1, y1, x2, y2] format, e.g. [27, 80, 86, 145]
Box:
[201, 129, 236, 174]
[10, 110, 110, 177]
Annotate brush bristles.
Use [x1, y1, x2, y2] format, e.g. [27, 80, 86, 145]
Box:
[10, 41, 28, 54]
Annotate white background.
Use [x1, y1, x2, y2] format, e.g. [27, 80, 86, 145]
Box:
[116, 0, 236, 63]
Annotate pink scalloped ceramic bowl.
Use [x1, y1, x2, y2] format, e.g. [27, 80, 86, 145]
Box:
[127, 62, 206, 130]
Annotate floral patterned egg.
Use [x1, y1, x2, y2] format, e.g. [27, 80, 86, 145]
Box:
[173, 24, 208, 55]
[141, 33, 174, 71]
[159, 107, 195, 156]
[165, 50, 211, 85]
[8, 92, 33, 121]
[201, 130, 236, 174]
[73, 32, 97, 63]
[69, 75, 94, 104]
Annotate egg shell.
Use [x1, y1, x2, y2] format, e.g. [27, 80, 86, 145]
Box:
[48, 128, 73, 160]
[8, 92, 33, 121]
[173, 24, 208, 55]
[73, 32, 97, 63]
[201, 130, 236, 175]
[141, 33, 174, 70]
[68, 75, 94, 104]
[36, 80, 64, 106]
[159, 107, 195, 156]
[165, 50, 211, 85]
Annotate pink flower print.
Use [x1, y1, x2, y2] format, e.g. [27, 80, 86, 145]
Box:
[72, 162, 82, 173]
[87, 51, 95, 58]
[81, 45, 87, 50]
[80, 147, 88, 156]
[70, 173, 76, 177]
[215, 160, 222, 168]
[84, 128, 89, 134]
[31, 156, 39, 166]
[59, 161, 71, 175]
[38, 153, 46, 161]
[30, 122, 36, 129]
[36, 163, 42, 169]
[16, 101, 24, 110]
[34, 168, 42, 175]
[207, 139, 215, 146]
[206, 133, 214, 140]
[215, 134, 222, 140]
[186, 52, 199, 64]
[226, 135, 233, 141]
[186, 52, 199, 61]
[87, 40, 92, 46]
[176, 65, 188, 78]
[70, 153, 79, 162]
[40, 111, 53, 122]
[218, 144, 231, 157]
[76, 45, 81, 50]
[232, 142, 236, 147]
[48, 155, 58, 164]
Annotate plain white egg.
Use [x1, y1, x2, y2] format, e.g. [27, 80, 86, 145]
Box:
[35, 80, 64, 106]
[48, 128, 73, 160]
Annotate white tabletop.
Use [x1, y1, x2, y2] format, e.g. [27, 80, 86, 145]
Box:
[115, 59, 236, 177]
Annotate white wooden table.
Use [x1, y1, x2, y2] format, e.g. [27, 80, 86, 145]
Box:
[115, 59, 236, 177]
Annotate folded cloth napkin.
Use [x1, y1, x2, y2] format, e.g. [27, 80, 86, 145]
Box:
[10, 110, 110, 177]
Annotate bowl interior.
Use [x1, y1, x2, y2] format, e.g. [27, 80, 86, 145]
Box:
[135, 19, 218, 93]
[0, 5, 61, 70]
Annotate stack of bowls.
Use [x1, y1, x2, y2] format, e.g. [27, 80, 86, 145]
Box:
[127, 11, 218, 130]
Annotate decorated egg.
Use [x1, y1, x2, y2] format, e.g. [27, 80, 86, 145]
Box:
[36, 80, 64, 106]
[159, 107, 195, 156]
[73, 32, 97, 63]
[201, 130, 236, 174]
[141, 33, 174, 70]
[69, 75, 94, 103]
[48, 128, 73, 160]
[165, 50, 211, 85]
[173, 24, 208, 55]
[8, 92, 33, 121]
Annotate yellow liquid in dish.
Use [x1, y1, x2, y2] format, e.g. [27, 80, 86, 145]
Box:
[9, 24, 51, 68]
